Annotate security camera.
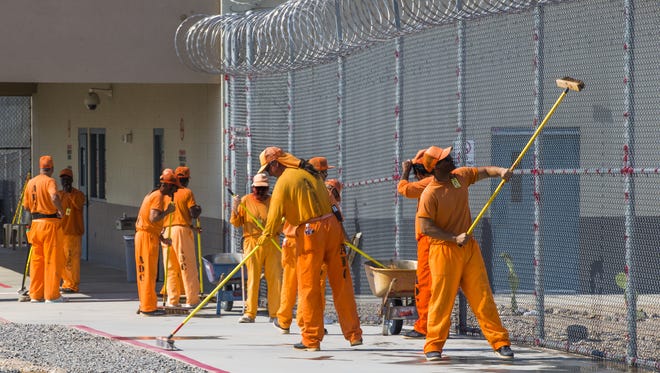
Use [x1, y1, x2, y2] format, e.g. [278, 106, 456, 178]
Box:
[84, 91, 100, 110]
[84, 87, 113, 111]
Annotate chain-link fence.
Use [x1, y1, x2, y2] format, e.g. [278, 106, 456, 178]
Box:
[179, 0, 659, 368]
[0, 97, 31, 230]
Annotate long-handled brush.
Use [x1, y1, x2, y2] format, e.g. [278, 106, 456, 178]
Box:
[156, 243, 263, 350]
[463, 76, 584, 240]
[17, 244, 33, 302]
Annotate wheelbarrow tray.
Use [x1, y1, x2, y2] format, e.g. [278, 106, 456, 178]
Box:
[202, 253, 243, 283]
[364, 260, 417, 298]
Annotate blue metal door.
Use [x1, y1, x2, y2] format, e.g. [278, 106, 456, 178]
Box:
[491, 127, 580, 293]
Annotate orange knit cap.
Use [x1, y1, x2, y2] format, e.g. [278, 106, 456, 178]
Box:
[422, 146, 452, 172]
[39, 155, 54, 169]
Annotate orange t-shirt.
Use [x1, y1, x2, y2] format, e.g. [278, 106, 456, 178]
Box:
[57, 188, 86, 235]
[169, 187, 197, 226]
[23, 174, 58, 215]
[397, 176, 433, 238]
[417, 167, 478, 244]
[135, 189, 167, 236]
[230, 194, 271, 238]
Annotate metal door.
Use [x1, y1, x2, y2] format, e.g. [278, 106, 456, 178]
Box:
[491, 128, 580, 293]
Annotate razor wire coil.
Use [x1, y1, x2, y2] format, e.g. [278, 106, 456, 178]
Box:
[175, 0, 565, 76]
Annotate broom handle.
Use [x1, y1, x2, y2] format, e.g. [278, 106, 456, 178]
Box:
[167, 243, 262, 339]
[196, 218, 203, 294]
[466, 88, 569, 236]
[228, 189, 282, 252]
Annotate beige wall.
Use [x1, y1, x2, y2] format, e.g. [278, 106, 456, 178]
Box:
[32, 83, 223, 219]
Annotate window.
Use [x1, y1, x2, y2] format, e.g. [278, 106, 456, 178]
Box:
[89, 129, 106, 199]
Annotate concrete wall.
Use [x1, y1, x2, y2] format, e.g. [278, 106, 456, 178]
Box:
[31, 83, 226, 270]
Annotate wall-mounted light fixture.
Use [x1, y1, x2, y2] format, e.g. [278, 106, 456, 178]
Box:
[84, 86, 113, 111]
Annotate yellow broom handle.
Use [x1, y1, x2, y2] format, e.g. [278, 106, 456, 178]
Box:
[466, 89, 569, 236]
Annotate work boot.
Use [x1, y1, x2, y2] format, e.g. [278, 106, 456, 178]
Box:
[494, 345, 514, 359]
[293, 342, 320, 351]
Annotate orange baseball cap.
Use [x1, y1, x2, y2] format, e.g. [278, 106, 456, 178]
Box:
[258, 147, 284, 174]
[39, 155, 54, 169]
[325, 179, 342, 193]
[160, 168, 182, 188]
[59, 168, 73, 178]
[252, 173, 269, 187]
[412, 149, 426, 165]
[309, 157, 335, 171]
[422, 146, 453, 172]
[175, 166, 190, 179]
[257, 146, 301, 174]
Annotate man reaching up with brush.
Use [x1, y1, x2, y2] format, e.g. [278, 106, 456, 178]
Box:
[418, 145, 514, 361]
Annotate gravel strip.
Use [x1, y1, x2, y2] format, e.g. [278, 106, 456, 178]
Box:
[0, 324, 206, 373]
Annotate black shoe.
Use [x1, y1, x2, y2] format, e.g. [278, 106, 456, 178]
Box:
[140, 309, 166, 316]
[293, 342, 320, 351]
[425, 351, 442, 361]
[273, 319, 290, 334]
[403, 329, 425, 339]
[495, 345, 514, 359]
[60, 288, 76, 294]
[324, 328, 328, 335]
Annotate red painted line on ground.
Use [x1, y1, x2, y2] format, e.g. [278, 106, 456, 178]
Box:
[72, 325, 229, 373]
[0, 283, 11, 288]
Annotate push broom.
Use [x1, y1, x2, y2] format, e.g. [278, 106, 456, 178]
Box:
[463, 77, 584, 240]
[156, 243, 263, 350]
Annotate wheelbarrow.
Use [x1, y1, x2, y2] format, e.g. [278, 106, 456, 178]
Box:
[202, 253, 244, 315]
[364, 260, 418, 335]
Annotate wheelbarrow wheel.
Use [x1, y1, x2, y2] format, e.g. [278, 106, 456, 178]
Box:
[383, 298, 403, 335]
[221, 284, 234, 312]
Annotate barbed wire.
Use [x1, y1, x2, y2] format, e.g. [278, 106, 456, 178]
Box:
[175, 0, 562, 76]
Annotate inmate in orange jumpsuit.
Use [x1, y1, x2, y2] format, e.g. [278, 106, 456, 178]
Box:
[162, 186, 200, 307]
[57, 175, 85, 293]
[417, 167, 510, 354]
[23, 156, 64, 302]
[135, 190, 169, 313]
[231, 193, 282, 320]
[260, 165, 361, 349]
[397, 175, 432, 336]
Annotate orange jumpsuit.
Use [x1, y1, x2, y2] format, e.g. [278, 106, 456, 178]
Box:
[57, 187, 85, 292]
[230, 194, 282, 319]
[417, 167, 510, 354]
[162, 187, 200, 307]
[260, 167, 362, 349]
[23, 174, 64, 301]
[397, 176, 433, 335]
[135, 190, 168, 313]
[276, 222, 303, 329]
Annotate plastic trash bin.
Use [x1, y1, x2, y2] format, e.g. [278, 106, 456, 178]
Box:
[123, 235, 136, 282]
